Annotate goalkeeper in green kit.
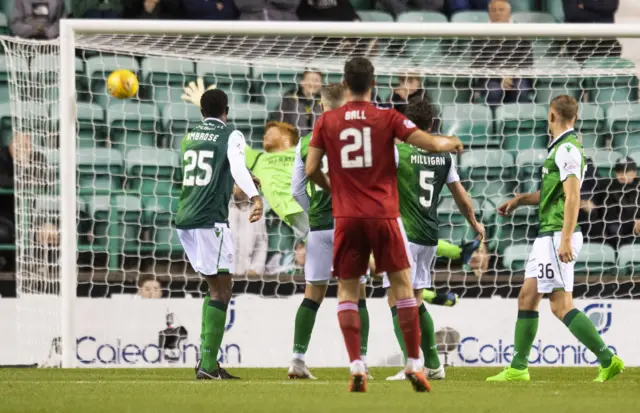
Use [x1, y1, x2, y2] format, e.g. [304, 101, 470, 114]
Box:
[182, 79, 308, 237]
[175, 89, 262, 380]
[486, 95, 624, 382]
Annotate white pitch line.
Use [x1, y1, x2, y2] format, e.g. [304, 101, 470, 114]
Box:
[0, 380, 335, 385]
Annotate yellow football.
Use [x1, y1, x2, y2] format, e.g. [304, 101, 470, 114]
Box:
[107, 69, 139, 99]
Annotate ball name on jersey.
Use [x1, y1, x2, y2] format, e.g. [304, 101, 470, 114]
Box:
[345, 110, 366, 120]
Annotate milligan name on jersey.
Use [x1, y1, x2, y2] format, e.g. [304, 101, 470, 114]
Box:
[345, 110, 366, 120]
[410, 154, 446, 166]
[187, 132, 219, 142]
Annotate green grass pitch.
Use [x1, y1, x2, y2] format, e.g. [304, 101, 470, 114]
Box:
[1, 367, 638, 413]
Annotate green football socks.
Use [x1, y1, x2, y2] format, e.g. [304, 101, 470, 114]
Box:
[293, 298, 320, 356]
[437, 240, 461, 260]
[391, 306, 408, 363]
[510, 310, 539, 370]
[419, 303, 441, 369]
[563, 309, 614, 368]
[201, 300, 228, 372]
[200, 293, 210, 344]
[359, 299, 370, 358]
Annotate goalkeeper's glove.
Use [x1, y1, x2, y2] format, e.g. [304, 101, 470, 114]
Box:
[181, 77, 217, 108]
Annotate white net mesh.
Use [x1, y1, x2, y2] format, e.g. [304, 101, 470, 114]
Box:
[2, 27, 640, 366]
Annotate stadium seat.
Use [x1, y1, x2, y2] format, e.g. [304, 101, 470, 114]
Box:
[31, 54, 84, 101]
[0, 54, 28, 105]
[546, 0, 564, 22]
[197, 61, 250, 106]
[575, 243, 616, 275]
[515, 149, 546, 194]
[459, 150, 516, 198]
[584, 57, 637, 107]
[151, 85, 190, 113]
[424, 68, 473, 106]
[441, 104, 494, 146]
[397, 11, 447, 22]
[161, 104, 202, 149]
[576, 103, 605, 149]
[230, 103, 268, 146]
[77, 148, 124, 196]
[51, 102, 106, 148]
[451, 11, 489, 23]
[495, 205, 538, 253]
[583, 148, 624, 178]
[0, 102, 10, 147]
[512, 11, 556, 23]
[85, 56, 139, 108]
[16, 102, 50, 147]
[142, 197, 183, 256]
[502, 243, 532, 272]
[140, 57, 196, 87]
[496, 103, 548, 153]
[126, 148, 180, 206]
[617, 244, 640, 276]
[349, 0, 372, 10]
[533, 59, 581, 104]
[509, 0, 535, 12]
[87, 194, 144, 270]
[606, 103, 640, 155]
[106, 102, 159, 151]
[357, 10, 394, 21]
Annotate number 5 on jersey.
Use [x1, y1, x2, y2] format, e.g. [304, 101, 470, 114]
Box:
[183, 150, 213, 186]
[340, 127, 372, 168]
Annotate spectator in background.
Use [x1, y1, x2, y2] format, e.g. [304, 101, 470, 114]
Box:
[472, 0, 533, 105]
[125, 0, 184, 18]
[578, 157, 606, 242]
[449, 0, 488, 13]
[234, 0, 299, 20]
[137, 274, 163, 298]
[563, 0, 621, 62]
[378, 0, 443, 18]
[378, 75, 426, 114]
[297, 0, 357, 21]
[229, 184, 268, 277]
[12, 0, 66, 39]
[270, 71, 322, 136]
[599, 157, 640, 248]
[72, 0, 122, 18]
[133, 0, 238, 19]
[265, 239, 305, 275]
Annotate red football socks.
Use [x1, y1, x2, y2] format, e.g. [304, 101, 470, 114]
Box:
[337, 301, 361, 363]
[396, 297, 420, 360]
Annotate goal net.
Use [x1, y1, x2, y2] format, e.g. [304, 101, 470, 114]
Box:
[2, 21, 640, 368]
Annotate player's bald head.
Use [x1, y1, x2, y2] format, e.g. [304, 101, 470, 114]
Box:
[320, 83, 346, 112]
[404, 97, 435, 132]
[343, 57, 375, 96]
[200, 89, 229, 120]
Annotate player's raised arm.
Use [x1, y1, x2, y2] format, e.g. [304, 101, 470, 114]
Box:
[227, 130, 263, 222]
[497, 191, 540, 216]
[406, 130, 463, 154]
[291, 140, 310, 212]
[446, 154, 485, 240]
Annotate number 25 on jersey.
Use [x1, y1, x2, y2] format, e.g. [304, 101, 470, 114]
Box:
[340, 127, 372, 169]
[183, 150, 213, 186]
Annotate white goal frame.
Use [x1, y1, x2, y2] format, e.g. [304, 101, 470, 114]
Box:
[57, 20, 640, 368]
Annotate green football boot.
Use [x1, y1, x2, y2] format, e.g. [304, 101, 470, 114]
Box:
[486, 367, 530, 382]
[594, 355, 624, 383]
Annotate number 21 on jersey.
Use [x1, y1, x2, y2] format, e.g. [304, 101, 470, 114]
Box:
[340, 127, 372, 168]
[183, 150, 213, 186]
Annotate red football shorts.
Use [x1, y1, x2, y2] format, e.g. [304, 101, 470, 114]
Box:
[333, 217, 411, 279]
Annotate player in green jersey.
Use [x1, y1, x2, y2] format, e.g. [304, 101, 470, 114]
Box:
[288, 84, 371, 379]
[182, 79, 308, 237]
[381, 98, 485, 381]
[486, 95, 624, 382]
[175, 89, 263, 380]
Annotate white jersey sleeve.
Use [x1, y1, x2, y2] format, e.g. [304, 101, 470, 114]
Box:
[554, 143, 583, 182]
[291, 140, 310, 212]
[227, 130, 259, 199]
[446, 154, 460, 184]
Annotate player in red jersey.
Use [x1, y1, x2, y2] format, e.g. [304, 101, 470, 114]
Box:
[305, 57, 463, 393]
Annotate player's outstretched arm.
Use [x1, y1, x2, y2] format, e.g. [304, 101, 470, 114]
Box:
[181, 77, 217, 108]
[448, 181, 485, 241]
[227, 131, 263, 222]
[497, 191, 540, 216]
[291, 141, 310, 212]
[406, 130, 464, 154]
[305, 146, 330, 192]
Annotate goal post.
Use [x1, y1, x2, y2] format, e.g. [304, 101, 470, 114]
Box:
[3, 20, 640, 368]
